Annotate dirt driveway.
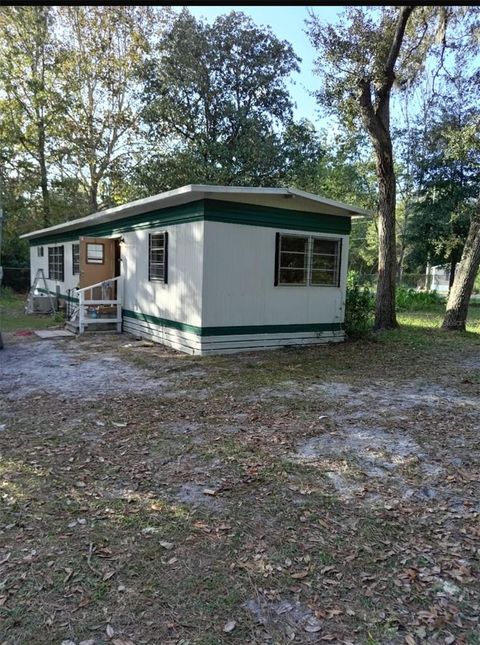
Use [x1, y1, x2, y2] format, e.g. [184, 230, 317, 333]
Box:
[1, 330, 479, 644]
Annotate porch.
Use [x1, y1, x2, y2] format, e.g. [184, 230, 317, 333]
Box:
[65, 276, 123, 334]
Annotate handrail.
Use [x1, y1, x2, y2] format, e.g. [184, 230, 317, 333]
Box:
[77, 275, 122, 294]
[76, 275, 123, 334]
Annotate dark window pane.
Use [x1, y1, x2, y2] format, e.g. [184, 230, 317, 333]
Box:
[280, 251, 308, 270]
[281, 235, 308, 253]
[279, 268, 308, 285]
[312, 239, 337, 255]
[311, 269, 336, 285]
[150, 249, 164, 263]
[151, 235, 165, 249]
[311, 255, 335, 271]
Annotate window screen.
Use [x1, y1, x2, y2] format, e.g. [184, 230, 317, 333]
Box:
[149, 232, 168, 283]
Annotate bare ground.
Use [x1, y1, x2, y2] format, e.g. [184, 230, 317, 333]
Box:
[0, 326, 479, 645]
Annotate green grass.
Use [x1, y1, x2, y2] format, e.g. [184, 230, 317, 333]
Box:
[0, 288, 60, 332]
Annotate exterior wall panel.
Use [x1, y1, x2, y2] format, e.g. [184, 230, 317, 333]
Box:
[201, 220, 349, 329]
[30, 241, 80, 297]
[121, 221, 204, 328]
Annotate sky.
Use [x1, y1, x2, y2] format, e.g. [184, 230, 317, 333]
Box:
[182, 5, 344, 125]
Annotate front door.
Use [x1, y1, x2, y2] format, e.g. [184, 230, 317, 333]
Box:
[79, 237, 118, 299]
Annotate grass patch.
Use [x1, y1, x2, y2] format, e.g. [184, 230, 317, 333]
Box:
[0, 289, 59, 332]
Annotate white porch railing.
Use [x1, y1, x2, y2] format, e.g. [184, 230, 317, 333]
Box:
[70, 276, 123, 334]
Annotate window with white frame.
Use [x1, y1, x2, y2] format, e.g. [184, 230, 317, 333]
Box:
[275, 233, 341, 287]
[48, 246, 64, 281]
[72, 243, 80, 274]
[149, 232, 168, 282]
[37, 246, 44, 257]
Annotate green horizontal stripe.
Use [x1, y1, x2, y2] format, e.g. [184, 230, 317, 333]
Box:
[38, 288, 78, 303]
[123, 309, 343, 337]
[204, 200, 351, 235]
[29, 201, 205, 245]
[29, 199, 351, 245]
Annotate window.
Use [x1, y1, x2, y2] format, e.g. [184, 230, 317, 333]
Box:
[72, 243, 80, 275]
[275, 234, 341, 287]
[278, 234, 309, 285]
[37, 246, 44, 257]
[86, 243, 104, 264]
[310, 238, 341, 286]
[48, 246, 64, 281]
[149, 232, 168, 282]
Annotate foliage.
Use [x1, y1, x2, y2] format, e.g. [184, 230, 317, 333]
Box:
[396, 286, 442, 311]
[307, 6, 431, 330]
[405, 65, 480, 273]
[0, 6, 64, 227]
[344, 272, 375, 338]
[55, 6, 163, 210]
[136, 10, 322, 189]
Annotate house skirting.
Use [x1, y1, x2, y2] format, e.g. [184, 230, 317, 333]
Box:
[122, 310, 345, 355]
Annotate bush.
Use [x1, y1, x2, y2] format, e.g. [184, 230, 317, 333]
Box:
[0, 285, 15, 301]
[396, 287, 442, 311]
[345, 279, 375, 338]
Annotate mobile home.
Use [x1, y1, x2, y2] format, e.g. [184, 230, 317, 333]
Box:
[21, 185, 366, 355]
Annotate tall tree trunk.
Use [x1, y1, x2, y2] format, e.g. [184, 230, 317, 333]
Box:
[38, 122, 50, 228]
[442, 207, 480, 331]
[355, 6, 413, 330]
[89, 182, 99, 212]
[374, 142, 398, 329]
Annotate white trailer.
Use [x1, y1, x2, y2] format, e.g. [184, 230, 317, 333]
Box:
[21, 185, 367, 355]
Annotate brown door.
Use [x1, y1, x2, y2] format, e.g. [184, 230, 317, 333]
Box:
[79, 237, 117, 297]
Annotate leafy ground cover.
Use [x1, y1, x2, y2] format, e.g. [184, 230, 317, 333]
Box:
[0, 305, 479, 644]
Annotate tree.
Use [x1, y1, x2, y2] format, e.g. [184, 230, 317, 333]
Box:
[404, 68, 480, 286]
[0, 6, 63, 227]
[441, 68, 480, 330]
[55, 6, 164, 211]
[307, 6, 444, 329]
[138, 10, 310, 188]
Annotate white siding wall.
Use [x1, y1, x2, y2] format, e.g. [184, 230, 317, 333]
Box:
[201, 221, 349, 328]
[29, 241, 80, 294]
[121, 220, 204, 327]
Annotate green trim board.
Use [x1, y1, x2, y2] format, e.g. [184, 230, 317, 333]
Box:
[38, 288, 78, 302]
[204, 200, 351, 235]
[33, 292, 344, 336]
[123, 309, 344, 337]
[29, 201, 206, 245]
[29, 199, 351, 246]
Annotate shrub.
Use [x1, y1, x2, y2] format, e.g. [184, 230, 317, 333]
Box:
[396, 287, 442, 311]
[345, 280, 375, 338]
[0, 285, 15, 301]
